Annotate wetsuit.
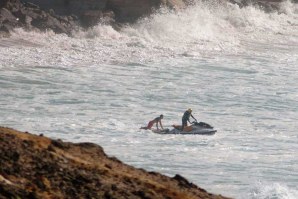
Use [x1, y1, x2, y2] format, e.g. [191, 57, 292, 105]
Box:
[181, 111, 195, 131]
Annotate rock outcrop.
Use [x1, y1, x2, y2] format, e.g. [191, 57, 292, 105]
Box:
[0, 0, 188, 36]
[0, 0, 78, 37]
[0, 0, 294, 37]
[0, 127, 231, 199]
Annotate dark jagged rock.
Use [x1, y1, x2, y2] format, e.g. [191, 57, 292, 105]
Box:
[0, 127, 232, 199]
[0, 0, 294, 37]
[0, 0, 79, 37]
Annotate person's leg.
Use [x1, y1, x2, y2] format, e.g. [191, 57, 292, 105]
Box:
[181, 119, 187, 131]
[147, 121, 154, 129]
[141, 121, 153, 130]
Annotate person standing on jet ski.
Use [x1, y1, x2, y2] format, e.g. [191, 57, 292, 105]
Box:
[181, 108, 197, 131]
[140, 115, 164, 130]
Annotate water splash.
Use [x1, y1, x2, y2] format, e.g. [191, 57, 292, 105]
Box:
[0, 0, 297, 67]
[1, 2, 298, 198]
[249, 182, 298, 199]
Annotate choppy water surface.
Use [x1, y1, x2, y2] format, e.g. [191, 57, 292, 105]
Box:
[1, 1, 298, 198]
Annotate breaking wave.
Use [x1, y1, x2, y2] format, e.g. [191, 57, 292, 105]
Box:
[249, 182, 298, 199]
[1, 0, 298, 67]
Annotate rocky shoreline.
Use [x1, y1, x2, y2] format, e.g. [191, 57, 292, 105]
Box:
[0, 0, 295, 38]
[0, 127, 231, 199]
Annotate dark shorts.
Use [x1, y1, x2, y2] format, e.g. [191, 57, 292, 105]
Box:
[182, 119, 187, 127]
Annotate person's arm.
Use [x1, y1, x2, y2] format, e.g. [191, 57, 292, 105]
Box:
[156, 121, 159, 129]
[191, 114, 197, 121]
[159, 120, 164, 129]
[188, 114, 192, 123]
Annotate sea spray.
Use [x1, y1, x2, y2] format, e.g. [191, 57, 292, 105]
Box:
[0, 1, 298, 198]
[1, 0, 297, 67]
[249, 182, 298, 199]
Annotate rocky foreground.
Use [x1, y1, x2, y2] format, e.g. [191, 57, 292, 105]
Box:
[0, 0, 296, 37]
[0, 127, 231, 199]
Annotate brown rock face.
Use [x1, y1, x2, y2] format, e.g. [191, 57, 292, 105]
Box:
[0, 127, 232, 199]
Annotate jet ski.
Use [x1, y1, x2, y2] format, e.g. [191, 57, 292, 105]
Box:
[152, 121, 216, 135]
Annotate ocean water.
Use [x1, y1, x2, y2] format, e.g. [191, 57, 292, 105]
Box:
[1, 1, 298, 198]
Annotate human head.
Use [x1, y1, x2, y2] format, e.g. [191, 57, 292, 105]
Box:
[160, 114, 164, 119]
[188, 108, 192, 113]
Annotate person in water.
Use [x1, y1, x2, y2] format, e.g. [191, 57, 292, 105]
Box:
[140, 115, 164, 130]
[181, 108, 197, 131]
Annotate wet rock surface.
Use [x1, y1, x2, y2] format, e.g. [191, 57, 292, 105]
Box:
[0, 0, 291, 37]
[0, 0, 81, 37]
[0, 127, 231, 199]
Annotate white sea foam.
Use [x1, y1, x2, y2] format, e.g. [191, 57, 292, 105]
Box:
[0, 0, 297, 67]
[250, 182, 298, 199]
[0, 1, 298, 198]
